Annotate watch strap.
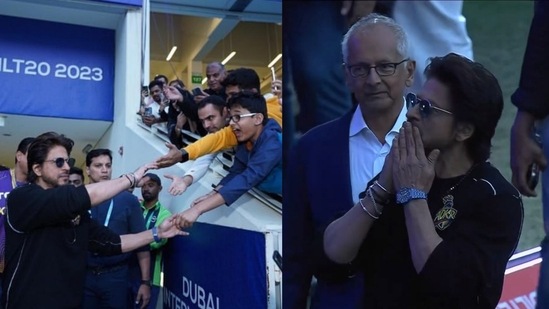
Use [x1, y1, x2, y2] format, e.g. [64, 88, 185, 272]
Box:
[141, 279, 152, 287]
[180, 149, 189, 163]
[396, 187, 427, 205]
[151, 227, 161, 243]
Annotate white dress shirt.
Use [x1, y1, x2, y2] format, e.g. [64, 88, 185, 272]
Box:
[349, 102, 408, 204]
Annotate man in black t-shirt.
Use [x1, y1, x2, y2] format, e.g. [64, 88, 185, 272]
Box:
[2, 132, 186, 308]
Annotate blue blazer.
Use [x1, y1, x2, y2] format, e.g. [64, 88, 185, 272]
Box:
[284, 107, 365, 309]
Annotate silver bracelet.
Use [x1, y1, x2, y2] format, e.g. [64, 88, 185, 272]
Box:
[367, 186, 383, 216]
[374, 180, 394, 195]
[127, 173, 137, 188]
[359, 197, 379, 220]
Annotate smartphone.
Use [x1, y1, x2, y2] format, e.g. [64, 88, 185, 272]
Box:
[192, 87, 203, 96]
[144, 107, 153, 117]
[141, 85, 149, 95]
[527, 130, 542, 190]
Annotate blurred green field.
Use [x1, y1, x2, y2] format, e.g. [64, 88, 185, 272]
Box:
[463, 0, 542, 252]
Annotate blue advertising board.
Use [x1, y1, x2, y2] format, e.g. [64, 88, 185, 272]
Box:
[0, 15, 115, 121]
[163, 223, 267, 309]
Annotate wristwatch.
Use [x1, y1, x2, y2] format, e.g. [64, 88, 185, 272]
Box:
[141, 279, 152, 287]
[396, 187, 427, 205]
[180, 149, 189, 163]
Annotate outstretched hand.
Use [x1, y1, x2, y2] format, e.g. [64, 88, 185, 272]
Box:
[133, 162, 159, 187]
[174, 208, 201, 229]
[392, 122, 439, 193]
[155, 143, 184, 168]
[163, 85, 183, 102]
[165, 174, 189, 196]
[158, 214, 190, 238]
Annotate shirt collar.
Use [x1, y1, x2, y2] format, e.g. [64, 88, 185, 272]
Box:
[349, 96, 408, 137]
[141, 200, 160, 211]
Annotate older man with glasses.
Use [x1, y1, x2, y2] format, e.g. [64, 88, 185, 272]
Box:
[284, 13, 416, 309]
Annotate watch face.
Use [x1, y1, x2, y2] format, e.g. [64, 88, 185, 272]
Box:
[396, 188, 410, 204]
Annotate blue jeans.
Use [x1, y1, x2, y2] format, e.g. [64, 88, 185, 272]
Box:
[82, 265, 129, 309]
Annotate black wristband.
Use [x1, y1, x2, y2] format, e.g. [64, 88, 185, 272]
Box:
[141, 279, 151, 287]
[180, 149, 189, 163]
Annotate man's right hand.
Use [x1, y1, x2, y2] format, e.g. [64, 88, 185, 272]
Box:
[155, 143, 185, 168]
[141, 115, 155, 127]
[164, 85, 183, 102]
[511, 111, 547, 196]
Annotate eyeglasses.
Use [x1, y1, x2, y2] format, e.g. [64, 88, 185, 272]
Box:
[228, 113, 256, 123]
[346, 58, 409, 78]
[44, 157, 74, 168]
[406, 93, 453, 117]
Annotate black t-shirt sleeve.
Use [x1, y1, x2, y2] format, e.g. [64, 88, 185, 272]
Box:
[88, 219, 123, 256]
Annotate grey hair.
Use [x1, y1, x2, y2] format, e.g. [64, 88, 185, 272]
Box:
[341, 13, 409, 63]
[207, 61, 226, 72]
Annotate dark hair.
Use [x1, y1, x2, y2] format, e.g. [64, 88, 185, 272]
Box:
[197, 95, 227, 114]
[144, 173, 161, 186]
[424, 53, 503, 163]
[15, 137, 35, 164]
[69, 166, 84, 178]
[221, 68, 260, 90]
[148, 80, 163, 91]
[85, 149, 112, 167]
[227, 91, 268, 125]
[27, 132, 74, 183]
[154, 74, 168, 85]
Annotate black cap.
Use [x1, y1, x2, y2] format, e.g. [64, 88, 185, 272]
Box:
[144, 173, 161, 186]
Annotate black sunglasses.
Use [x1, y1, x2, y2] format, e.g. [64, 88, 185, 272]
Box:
[45, 157, 75, 168]
[405, 93, 453, 118]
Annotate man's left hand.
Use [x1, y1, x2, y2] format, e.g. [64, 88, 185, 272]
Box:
[392, 122, 439, 193]
[135, 284, 151, 309]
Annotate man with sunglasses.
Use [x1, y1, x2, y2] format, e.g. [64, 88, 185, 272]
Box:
[285, 13, 415, 309]
[322, 53, 523, 307]
[174, 92, 282, 229]
[2, 132, 186, 309]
